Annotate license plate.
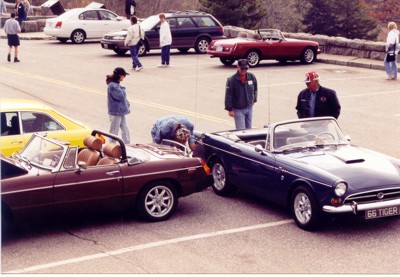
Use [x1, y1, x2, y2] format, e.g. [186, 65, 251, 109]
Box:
[216, 46, 223, 52]
[365, 205, 400, 219]
[103, 44, 109, 49]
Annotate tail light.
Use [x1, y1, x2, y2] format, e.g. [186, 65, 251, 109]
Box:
[55, 22, 62, 28]
[199, 158, 210, 175]
[218, 26, 223, 34]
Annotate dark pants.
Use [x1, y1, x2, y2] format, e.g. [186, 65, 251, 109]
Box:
[161, 45, 170, 65]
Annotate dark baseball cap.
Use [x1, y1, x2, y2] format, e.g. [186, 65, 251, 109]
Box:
[237, 59, 249, 69]
[113, 67, 129, 76]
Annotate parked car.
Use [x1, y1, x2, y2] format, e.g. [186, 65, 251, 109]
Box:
[0, 98, 91, 157]
[194, 117, 400, 231]
[207, 29, 321, 67]
[100, 10, 225, 56]
[1, 130, 211, 228]
[44, 7, 130, 44]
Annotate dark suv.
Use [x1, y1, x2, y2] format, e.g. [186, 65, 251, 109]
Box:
[100, 11, 225, 56]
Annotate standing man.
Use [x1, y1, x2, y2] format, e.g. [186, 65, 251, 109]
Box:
[124, 16, 144, 71]
[296, 71, 341, 119]
[14, 0, 26, 26]
[125, 0, 136, 19]
[4, 12, 21, 62]
[225, 59, 258, 129]
[106, 67, 131, 144]
[151, 115, 195, 152]
[158, 13, 172, 68]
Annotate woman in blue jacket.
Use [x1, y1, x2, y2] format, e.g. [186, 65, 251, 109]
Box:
[106, 67, 131, 144]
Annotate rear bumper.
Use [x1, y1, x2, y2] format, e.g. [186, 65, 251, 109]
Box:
[100, 39, 128, 51]
[323, 198, 400, 214]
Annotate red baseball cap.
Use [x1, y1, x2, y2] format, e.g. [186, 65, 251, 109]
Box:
[304, 71, 319, 83]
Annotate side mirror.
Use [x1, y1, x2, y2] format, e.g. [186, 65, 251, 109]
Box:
[255, 144, 265, 153]
[345, 135, 351, 142]
[76, 161, 88, 172]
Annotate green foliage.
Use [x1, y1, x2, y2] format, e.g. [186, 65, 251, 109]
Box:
[302, 0, 379, 40]
[199, 0, 267, 29]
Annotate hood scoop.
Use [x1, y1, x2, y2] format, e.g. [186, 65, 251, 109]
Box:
[330, 152, 365, 164]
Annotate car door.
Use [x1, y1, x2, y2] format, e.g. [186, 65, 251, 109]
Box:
[52, 148, 125, 214]
[0, 111, 27, 156]
[174, 17, 197, 47]
[98, 10, 126, 35]
[78, 10, 103, 38]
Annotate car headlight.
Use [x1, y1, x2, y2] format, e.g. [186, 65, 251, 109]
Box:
[112, 36, 126, 40]
[334, 182, 347, 196]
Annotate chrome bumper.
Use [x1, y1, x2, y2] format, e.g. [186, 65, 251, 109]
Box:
[323, 198, 400, 214]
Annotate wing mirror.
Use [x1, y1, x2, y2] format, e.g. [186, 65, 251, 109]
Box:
[76, 161, 88, 172]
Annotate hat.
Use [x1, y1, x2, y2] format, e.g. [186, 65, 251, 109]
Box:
[304, 71, 319, 83]
[113, 67, 129, 76]
[175, 126, 190, 142]
[237, 59, 249, 69]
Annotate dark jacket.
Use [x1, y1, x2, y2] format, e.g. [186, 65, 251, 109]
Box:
[296, 85, 341, 119]
[125, 0, 136, 16]
[225, 71, 258, 111]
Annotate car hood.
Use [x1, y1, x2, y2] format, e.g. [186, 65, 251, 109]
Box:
[104, 30, 128, 37]
[1, 155, 28, 179]
[286, 146, 400, 191]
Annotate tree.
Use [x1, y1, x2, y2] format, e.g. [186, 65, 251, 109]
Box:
[361, 0, 400, 24]
[199, 0, 267, 29]
[302, 0, 379, 40]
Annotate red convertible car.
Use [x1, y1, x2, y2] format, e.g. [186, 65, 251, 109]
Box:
[1, 130, 211, 229]
[208, 29, 321, 67]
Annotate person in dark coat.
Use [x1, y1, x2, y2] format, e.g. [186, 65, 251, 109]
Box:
[125, 0, 136, 19]
[296, 71, 341, 119]
[14, 0, 26, 26]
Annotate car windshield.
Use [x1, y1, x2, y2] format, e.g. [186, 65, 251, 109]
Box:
[18, 135, 65, 170]
[139, 13, 171, 31]
[273, 118, 348, 151]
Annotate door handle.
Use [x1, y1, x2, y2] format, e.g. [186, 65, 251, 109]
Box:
[11, 140, 24, 144]
[106, 170, 120, 175]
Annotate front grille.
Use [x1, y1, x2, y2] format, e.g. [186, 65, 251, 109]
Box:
[344, 187, 400, 204]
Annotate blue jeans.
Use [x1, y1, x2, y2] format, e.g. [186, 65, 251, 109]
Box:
[129, 44, 142, 69]
[384, 53, 398, 79]
[233, 106, 253, 129]
[109, 115, 130, 144]
[161, 45, 170, 65]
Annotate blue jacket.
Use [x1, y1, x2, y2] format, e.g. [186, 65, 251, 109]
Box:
[107, 82, 130, 116]
[151, 115, 194, 145]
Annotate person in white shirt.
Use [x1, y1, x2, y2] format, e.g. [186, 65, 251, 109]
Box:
[124, 16, 144, 71]
[158, 13, 172, 67]
[4, 12, 21, 62]
[384, 21, 399, 80]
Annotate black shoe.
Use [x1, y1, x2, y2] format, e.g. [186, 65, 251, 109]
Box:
[14, 57, 20, 62]
[7, 54, 11, 62]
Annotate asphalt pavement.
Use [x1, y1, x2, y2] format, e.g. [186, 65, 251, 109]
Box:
[0, 31, 390, 72]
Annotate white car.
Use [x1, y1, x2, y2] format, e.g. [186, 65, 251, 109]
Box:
[44, 8, 130, 44]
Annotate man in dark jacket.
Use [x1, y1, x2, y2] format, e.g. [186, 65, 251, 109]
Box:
[225, 59, 258, 129]
[296, 71, 341, 119]
[125, 0, 136, 18]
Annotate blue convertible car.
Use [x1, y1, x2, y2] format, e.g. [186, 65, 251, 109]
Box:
[194, 117, 400, 230]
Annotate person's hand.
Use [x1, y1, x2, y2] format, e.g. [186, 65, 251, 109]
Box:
[228, 110, 234, 117]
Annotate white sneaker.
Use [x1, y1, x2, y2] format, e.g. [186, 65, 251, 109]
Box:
[158, 64, 166, 68]
[165, 64, 170, 68]
[136, 66, 143, 71]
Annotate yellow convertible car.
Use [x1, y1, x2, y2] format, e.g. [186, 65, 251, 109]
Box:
[1, 99, 91, 156]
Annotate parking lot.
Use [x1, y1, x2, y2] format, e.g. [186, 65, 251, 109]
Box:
[1, 39, 400, 274]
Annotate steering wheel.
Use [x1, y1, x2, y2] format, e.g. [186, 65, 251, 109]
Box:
[317, 132, 335, 140]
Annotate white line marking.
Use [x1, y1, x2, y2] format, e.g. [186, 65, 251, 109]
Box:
[6, 219, 293, 273]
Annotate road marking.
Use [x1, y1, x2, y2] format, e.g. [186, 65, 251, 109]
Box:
[5, 219, 293, 273]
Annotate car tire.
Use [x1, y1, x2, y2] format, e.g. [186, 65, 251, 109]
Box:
[245, 50, 261, 67]
[71, 30, 86, 44]
[137, 181, 178, 222]
[138, 41, 147, 57]
[300, 47, 316, 64]
[113, 49, 128, 55]
[178, 48, 190, 53]
[290, 185, 322, 231]
[195, 37, 210, 54]
[57, 38, 68, 43]
[220, 57, 235, 66]
[211, 160, 234, 196]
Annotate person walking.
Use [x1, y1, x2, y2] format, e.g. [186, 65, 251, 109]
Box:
[106, 67, 131, 144]
[4, 12, 21, 62]
[224, 59, 258, 129]
[0, 0, 7, 17]
[151, 115, 195, 152]
[384, 21, 399, 80]
[124, 16, 144, 71]
[14, 0, 26, 26]
[296, 71, 341, 119]
[158, 13, 172, 68]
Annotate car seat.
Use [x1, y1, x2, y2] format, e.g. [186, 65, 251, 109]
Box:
[77, 136, 102, 166]
[97, 142, 122, 165]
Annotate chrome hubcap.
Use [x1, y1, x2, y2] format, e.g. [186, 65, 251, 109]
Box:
[145, 186, 173, 217]
[294, 192, 312, 224]
[212, 163, 226, 191]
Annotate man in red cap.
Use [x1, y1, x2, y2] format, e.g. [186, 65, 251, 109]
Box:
[295, 71, 341, 119]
